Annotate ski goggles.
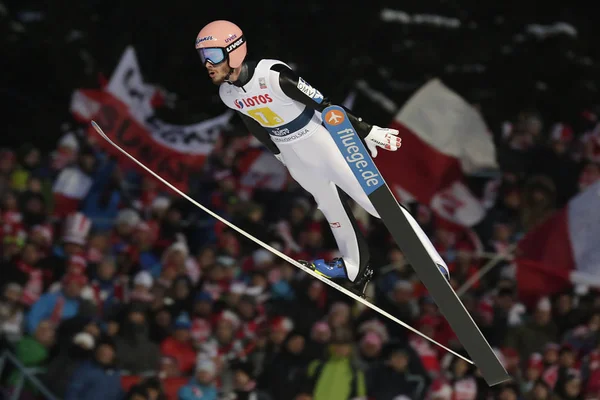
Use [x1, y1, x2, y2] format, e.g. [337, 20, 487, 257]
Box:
[197, 35, 246, 65]
[198, 47, 228, 65]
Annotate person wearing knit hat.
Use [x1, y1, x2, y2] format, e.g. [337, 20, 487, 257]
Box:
[62, 333, 124, 400]
[357, 331, 384, 370]
[177, 357, 218, 400]
[522, 353, 545, 393]
[311, 321, 331, 344]
[161, 312, 197, 375]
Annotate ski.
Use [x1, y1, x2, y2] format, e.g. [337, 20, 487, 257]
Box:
[90, 119, 472, 366]
[321, 106, 510, 386]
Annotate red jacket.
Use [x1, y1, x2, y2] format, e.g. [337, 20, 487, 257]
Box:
[160, 337, 196, 374]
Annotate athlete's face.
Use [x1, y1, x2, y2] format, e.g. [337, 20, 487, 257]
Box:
[205, 60, 230, 85]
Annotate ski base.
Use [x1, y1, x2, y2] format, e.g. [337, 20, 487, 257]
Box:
[321, 106, 510, 386]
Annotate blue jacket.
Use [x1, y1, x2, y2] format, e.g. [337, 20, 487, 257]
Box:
[178, 378, 218, 400]
[64, 360, 123, 400]
[26, 291, 80, 333]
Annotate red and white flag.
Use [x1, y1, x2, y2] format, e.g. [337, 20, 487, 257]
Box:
[70, 46, 233, 192]
[52, 167, 93, 218]
[516, 180, 600, 305]
[374, 79, 498, 226]
[238, 148, 288, 198]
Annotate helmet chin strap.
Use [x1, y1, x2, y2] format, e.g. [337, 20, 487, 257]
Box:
[224, 67, 235, 83]
[224, 63, 248, 92]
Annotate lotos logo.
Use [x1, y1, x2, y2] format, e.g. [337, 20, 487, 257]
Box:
[225, 34, 238, 43]
[235, 94, 273, 108]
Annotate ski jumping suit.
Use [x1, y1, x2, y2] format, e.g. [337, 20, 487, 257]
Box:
[219, 59, 448, 282]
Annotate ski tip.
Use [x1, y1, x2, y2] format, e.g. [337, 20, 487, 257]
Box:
[90, 121, 106, 137]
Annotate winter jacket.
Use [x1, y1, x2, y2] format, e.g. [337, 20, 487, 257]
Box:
[366, 363, 428, 400]
[504, 319, 559, 360]
[177, 378, 219, 400]
[6, 336, 49, 390]
[161, 336, 197, 374]
[43, 345, 92, 398]
[114, 321, 161, 374]
[259, 332, 311, 400]
[307, 356, 367, 400]
[64, 360, 124, 400]
[26, 291, 80, 333]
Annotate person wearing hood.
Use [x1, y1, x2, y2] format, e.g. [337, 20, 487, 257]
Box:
[167, 275, 195, 318]
[43, 331, 96, 398]
[20, 189, 47, 229]
[64, 335, 124, 400]
[178, 358, 219, 400]
[225, 361, 271, 400]
[366, 341, 430, 400]
[305, 328, 367, 400]
[260, 330, 312, 400]
[114, 305, 161, 374]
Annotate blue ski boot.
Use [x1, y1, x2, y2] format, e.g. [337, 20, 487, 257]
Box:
[299, 258, 373, 298]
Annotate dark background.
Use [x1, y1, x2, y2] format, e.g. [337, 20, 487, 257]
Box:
[1, 0, 598, 149]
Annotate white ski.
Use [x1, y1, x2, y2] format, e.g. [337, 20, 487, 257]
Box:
[91, 120, 472, 365]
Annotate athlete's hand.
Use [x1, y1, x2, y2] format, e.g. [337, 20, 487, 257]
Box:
[365, 126, 402, 158]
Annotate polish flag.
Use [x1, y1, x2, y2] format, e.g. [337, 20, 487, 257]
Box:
[52, 167, 93, 218]
[516, 180, 600, 306]
[237, 148, 288, 198]
[374, 79, 498, 227]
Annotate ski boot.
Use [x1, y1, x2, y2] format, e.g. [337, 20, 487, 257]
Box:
[299, 258, 374, 298]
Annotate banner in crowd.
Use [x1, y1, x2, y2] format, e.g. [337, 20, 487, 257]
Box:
[516, 180, 600, 305]
[70, 47, 234, 191]
[373, 79, 499, 227]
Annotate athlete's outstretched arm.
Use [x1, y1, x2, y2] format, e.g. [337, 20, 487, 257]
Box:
[270, 64, 372, 139]
[237, 111, 281, 155]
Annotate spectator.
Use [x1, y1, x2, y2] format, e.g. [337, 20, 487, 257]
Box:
[161, 312, 197, 375]
[114, 305, 161, 374]
[64, 335, 124, 400]
[525, 379, 559, 400]
[6, 319, 55, 393]
[259, 330, 311, 400]
[505, 297, 559, 360]
[0, 283, 25, 344]
[305, 329, 367, 400]
[178, 358, 219, 400]
[225, 361, 271, 400]
[125, 384, 152, 400]
[25, 271, 90, 333]
[445, 350, 487, 400]
[2, 241, 44, 307]
[131, 270, 156, 304]
[141, 376, 166, 400]
[367, 342, 430, 400]
[150, 307, 173, 344]
[521, 353, 545, 393]
[43, 331, 95, 398]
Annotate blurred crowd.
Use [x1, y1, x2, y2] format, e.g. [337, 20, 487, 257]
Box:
[0, 102, 599, 400]
[2, 0, 600, 399]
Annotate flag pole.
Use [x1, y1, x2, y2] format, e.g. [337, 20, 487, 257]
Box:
[457, 244, 517, 297]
